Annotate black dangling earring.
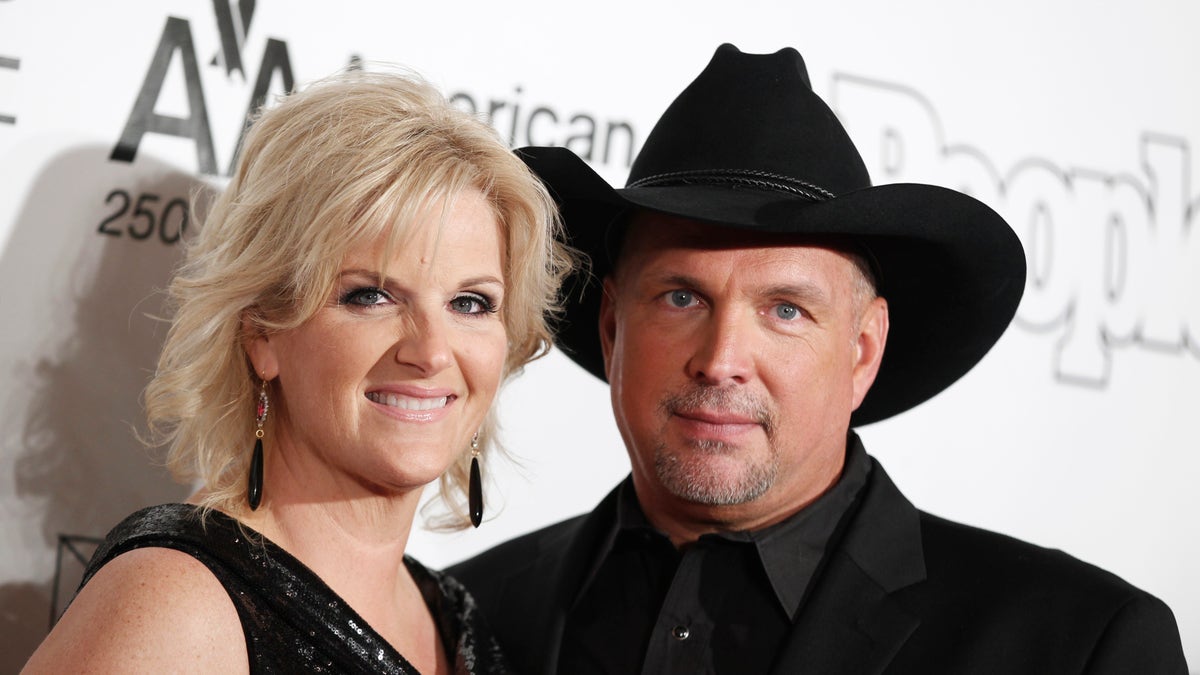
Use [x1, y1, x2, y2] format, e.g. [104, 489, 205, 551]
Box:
[248, 378, 268, 510]
[468, 432, 483, 528]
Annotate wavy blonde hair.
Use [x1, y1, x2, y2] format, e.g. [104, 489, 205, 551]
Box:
[145, 68, 571, 527]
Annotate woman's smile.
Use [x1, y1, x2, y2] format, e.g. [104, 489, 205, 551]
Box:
[365, 390, 455, 412]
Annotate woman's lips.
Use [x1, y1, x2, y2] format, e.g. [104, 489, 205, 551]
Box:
[365, 389, 457, 421]
[365, 391, 450, 410]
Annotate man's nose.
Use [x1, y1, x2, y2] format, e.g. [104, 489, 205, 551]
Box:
[685, 308, 754, 385]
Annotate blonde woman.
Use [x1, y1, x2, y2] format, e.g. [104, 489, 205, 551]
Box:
[24, 69, 570, 674]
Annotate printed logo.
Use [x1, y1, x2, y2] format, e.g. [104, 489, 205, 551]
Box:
[211, 0, 256, 78]
[0, 0, 18, 126]
[106, 2, 639, 179]
[834, 74, 1200, 387]
[449, 85, 637, 170]
[111, 1, 294, 176]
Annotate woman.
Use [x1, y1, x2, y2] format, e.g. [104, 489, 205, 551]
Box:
[24, 69, 570, 673]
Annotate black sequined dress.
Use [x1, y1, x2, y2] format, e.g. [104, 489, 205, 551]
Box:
[80, 504, 510, 674]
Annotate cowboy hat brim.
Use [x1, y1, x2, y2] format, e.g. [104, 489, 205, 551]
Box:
[525, 145, 1026, 426]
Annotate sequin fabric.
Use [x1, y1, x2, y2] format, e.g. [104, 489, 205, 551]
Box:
[80, 504, 511, 674]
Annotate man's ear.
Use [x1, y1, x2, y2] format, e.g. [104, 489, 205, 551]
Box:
[241, 314, 279, 380]
[598, 277, 618, 381]
[851, 296, 889, 410]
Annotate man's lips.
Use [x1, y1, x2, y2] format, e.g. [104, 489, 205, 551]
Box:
[660, 386, 777, 440]
[673, 408, 760, 426]
[671, 409, 763, 440]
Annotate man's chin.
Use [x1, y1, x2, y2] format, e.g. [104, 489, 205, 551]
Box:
[654, 449, 777, 506]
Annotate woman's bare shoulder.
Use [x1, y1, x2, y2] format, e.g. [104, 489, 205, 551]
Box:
[22, 546, 247, 674]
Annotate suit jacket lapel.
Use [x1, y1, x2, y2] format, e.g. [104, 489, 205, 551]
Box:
[770, 457, 926, 675]
[501, 484, 623, 675]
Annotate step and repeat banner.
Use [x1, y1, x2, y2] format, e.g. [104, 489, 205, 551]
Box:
[1, 1, 1196, 669]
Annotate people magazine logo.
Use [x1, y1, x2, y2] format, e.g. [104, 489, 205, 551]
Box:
[832, 75, 1200, 388]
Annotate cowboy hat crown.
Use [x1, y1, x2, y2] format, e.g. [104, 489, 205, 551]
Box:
[628, 43, 870, 203]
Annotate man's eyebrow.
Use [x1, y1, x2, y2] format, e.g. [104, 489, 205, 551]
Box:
[637, 273, 709, 294]
[759, 282, 830, 304]
[655, 273, 702, 288]
[645, 274, 830, 305]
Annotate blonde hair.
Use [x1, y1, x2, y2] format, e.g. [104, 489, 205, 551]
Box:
[145, 68, 571, 527]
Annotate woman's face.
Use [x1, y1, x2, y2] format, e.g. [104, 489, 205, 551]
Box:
[248, 189, 507, 497]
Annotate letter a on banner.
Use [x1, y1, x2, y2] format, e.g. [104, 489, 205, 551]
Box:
[110, 17, 217, 175]
[227, 38, 294, 175]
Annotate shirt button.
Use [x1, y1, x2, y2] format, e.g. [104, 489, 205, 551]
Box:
[671, 625, 690, 640]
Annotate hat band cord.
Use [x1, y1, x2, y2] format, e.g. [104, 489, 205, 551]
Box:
[628, 168, 836, 201]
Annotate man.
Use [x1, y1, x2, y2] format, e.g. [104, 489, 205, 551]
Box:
[449, 44, 1188, 674]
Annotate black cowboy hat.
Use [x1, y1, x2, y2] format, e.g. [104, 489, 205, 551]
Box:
[524, 44, 1026, 425]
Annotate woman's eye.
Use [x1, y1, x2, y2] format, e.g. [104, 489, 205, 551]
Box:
[773, 303, 802, 320]
[450, 293, 496, 315]
[341, 287, 390, 307]
[666, 290, 697, 308]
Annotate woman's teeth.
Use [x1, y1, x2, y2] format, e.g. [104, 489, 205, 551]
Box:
[366, 392, 449, 410]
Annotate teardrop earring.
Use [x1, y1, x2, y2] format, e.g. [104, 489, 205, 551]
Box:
[468, 432, 483, 528]
[248, 378, 268, 510]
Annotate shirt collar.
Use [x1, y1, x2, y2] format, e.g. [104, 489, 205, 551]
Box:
[578, 432, 873, 619]
[748, 433, 871, 616]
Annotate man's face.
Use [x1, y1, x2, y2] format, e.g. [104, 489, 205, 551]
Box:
[600, 214, 888, 529]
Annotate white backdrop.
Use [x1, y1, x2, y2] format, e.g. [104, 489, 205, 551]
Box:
[1, 1, 1196, 671]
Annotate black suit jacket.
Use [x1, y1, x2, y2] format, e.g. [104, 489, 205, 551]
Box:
[449, 457, 1188, 674]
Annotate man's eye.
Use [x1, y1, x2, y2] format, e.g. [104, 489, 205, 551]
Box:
[773, 303, 802, 320]
[341, 287, 390, 306]
[667, 290, 696, 308]
[449, 293, 496, 315]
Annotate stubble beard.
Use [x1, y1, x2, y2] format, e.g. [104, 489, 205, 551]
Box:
[653, 387, 779, 506]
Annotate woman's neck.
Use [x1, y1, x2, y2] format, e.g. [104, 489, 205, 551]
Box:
[226, 440, 450, 674]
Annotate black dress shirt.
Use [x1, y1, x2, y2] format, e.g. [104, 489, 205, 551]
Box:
[558, 441, 871, 675]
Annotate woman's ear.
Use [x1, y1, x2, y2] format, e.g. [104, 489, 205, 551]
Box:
[241, 314, 279, 380]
